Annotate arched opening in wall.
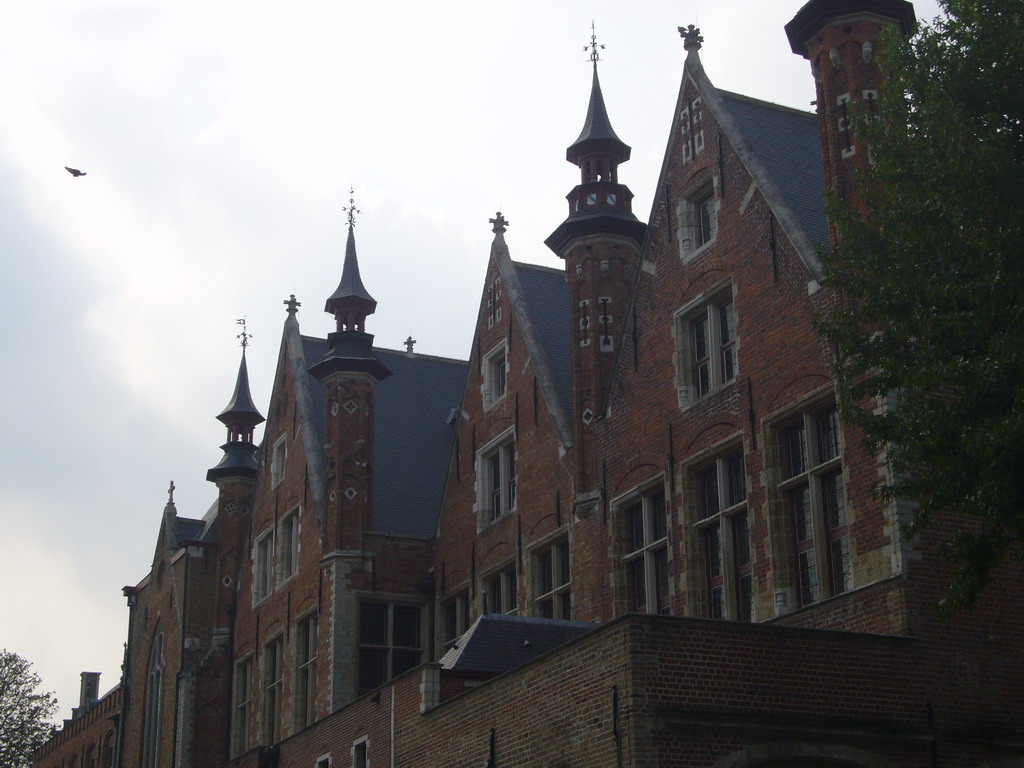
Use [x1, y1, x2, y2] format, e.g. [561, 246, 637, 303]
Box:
[101, 731, 115, 768]
[141, 632, 165, 768]
[84, 744, 96, 768]
[713, 742, 895, 768]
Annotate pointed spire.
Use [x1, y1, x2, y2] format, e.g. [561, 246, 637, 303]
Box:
[207, 346, 264, 484]
[567, 27, 630, 166]
[324, 189, 377, 332]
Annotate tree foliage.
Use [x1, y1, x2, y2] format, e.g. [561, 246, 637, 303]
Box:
[0, 650, 58, 768]
[818, 0, 1024, 611]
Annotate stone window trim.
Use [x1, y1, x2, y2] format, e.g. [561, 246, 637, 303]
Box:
[351, 736, 369, 768]
[482, 339, 508, 410]
[678, 173, 719, 260]
[270, 433, 287, 488]
[278, 506, 300, 586]
[481, 561, 518, 616]
[531, 534, 571, 620]
[315, 755, 331, 768]
[674, 281, 738, 409]
[613, 479, 671, 615]
[253, 528, 275, 605]
[682, 437, 752, 622]
[766, 391, 852, 611]
[475, 428, 517, 528]
[231, 655, 254, 758]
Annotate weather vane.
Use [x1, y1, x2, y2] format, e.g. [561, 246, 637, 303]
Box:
[236, 317, 252, 348]
[584, 21, 605, 65]
[343, 186, 360, 228]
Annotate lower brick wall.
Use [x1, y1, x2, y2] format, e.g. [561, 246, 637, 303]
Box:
[259, 614, 1024, 768]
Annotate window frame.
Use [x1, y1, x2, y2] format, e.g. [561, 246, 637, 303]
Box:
[441, 590, 470, 649]
[483, 564, 518, 615]
[678, 177, 718, 259]
[690, 446, 753, 622]
[357, 602, 422, 695]
[476, 429, 517, 526]
[270, 434, 287, 487]
[532, 538, 571, 619]
[232, 656, 253, 757]
[482, 340, 508, 410]
[777, 403, 851, 607]
[617, 482, 671, 615]
[674, 284, 738, 408]
[262, 635, 284, 744]
[295, 612, 318, 730]
[278, 508, 300, 585]
[253, 530, 274, 604]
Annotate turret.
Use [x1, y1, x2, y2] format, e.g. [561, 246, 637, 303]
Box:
[545, 30, 647, 499]
[207, 339, 264, 483]
[786, 0, 916, 222]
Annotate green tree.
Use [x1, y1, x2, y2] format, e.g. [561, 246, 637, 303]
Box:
[0, 650, 58, 768]
[818, 0, 1024, 611]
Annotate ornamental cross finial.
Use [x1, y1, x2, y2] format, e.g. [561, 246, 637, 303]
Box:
[167, 480, 175, 504]
[404, 335, 416, 354]
[343, 186, 360, 229]
[680, 24, 703, 52]
[584, 21, 605, 65]
[236, 317, 252, 348]
[284, 294, 301, 314]
[489, 211, 509, 234]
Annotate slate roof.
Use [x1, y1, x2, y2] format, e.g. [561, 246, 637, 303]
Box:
[300, 337, 468, 537]
[567, 67, 631, 164]
[176, 516, 209, 543]
[513, 262, 572, 421]
[439, 614, 594, 674]
[717, 91, 829, 249]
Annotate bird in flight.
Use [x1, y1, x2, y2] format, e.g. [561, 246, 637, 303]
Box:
[65, 166, 87, 177]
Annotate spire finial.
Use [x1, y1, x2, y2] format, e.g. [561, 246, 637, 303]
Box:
[343, 186, 360, 229]
[167, 481, 175, 504]
[284, 294, 301, 315]
[584, 21, 605, 66]
[404, 335, 416, 354]
[236, 317, 252, 349]
[490, 212, 509, 234]
[680, 24, 703, 52]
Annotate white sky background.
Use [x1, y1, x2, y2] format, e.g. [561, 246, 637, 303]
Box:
[0, 0, 942, 720]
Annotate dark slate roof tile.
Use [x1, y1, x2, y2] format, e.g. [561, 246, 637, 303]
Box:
[439, 614, 594, 674]
[718, 91, 830, 249]
[300, 337, 468, 538]
[514, 263, 572, 420]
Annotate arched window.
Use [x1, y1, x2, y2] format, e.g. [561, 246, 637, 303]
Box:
[101, 731, 115, 768]
[83, 744, 96, 768]
[142, 632, 164, 768]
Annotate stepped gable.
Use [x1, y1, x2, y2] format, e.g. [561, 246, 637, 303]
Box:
[302, 336, 468, 537]
[512, 261, 572, 424]
[717, 90, 829, 249]
[440, 614, 595, 674]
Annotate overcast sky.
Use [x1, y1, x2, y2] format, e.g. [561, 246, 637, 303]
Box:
[0, 0, 942, 720]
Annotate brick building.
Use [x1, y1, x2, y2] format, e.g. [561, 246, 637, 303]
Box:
[33, 2, 1024, 768]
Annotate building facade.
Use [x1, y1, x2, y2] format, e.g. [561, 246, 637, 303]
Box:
[33, 2, 1024, 768]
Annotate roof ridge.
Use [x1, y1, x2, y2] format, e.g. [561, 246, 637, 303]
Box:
[716, 88, 817, 119]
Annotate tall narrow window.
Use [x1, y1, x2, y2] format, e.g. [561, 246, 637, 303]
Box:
[358, 603, 421, 694]
[622, 488, 670, 614]
[780, 405, 851, 606]
[693, 450, 751, 621]
[478, 434, 516, 523]
[263, 637, 283, 744]
[534, 539, 571, 619]
[485, 567, 517, 615]
[141, 633, 164, 768]
[679, 182, 717, 258]
[483, 341, 508, 409]
[676, 289, 738, 407]
[279, 510, 300, 583]
[295, 614, 318, 730]
[232, 658, 253, 756]
[271, 435, 287, 487]
[442, 592, 470, 649]
[253, 532, 274, 603]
